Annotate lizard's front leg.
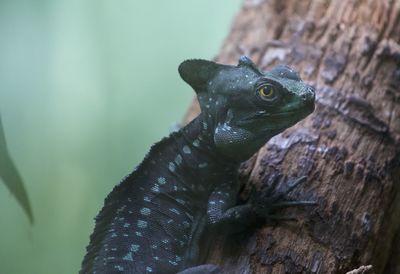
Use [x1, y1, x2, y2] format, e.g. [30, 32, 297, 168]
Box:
[206, 181, 258, 232]
[207, 175, 316, 231]
[177, 177, 315, 274]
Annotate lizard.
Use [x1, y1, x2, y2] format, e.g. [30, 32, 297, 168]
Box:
[80, 56, 316, 274]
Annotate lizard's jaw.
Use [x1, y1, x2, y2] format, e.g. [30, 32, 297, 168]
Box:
[233, 107, 313, 133]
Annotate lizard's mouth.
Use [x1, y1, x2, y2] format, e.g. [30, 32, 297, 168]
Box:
[236, 109, 310, 126]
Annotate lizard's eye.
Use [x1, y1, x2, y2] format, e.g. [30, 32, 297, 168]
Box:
[257, 84, 277, 101]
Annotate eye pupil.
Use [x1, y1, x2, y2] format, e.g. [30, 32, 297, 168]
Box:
[259, 86, 274, 97]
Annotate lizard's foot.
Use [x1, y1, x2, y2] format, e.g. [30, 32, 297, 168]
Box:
[249, 174, 316, 221]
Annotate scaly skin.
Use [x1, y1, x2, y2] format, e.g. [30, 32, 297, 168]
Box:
[80, 56, 315, 274]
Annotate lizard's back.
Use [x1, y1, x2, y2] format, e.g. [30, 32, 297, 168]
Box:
[80, 117, 225, 274]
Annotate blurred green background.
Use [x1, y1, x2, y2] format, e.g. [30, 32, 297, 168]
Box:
[0, 1, 241, 273]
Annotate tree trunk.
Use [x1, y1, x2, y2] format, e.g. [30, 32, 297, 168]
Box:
[185, 0, 400, 273]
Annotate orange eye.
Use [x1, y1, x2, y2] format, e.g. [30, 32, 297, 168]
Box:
[258, 86, 275, 98]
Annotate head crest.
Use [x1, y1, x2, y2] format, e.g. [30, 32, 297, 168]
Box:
[178, 59, 226, 93]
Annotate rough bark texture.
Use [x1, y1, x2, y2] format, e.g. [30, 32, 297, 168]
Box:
[185, 0, 400, 273]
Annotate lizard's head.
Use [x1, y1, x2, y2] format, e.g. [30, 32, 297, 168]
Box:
[179, 56, 315, 161]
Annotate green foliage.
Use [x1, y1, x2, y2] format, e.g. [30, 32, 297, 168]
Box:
[0, 115, 34, 223]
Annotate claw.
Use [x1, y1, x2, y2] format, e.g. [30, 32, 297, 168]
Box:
[264, 174, 283, 197]
[284, 176, 307, 195]
[250, 175, 316, 222]
[273, 176, 307, 202]
[271, 200, 317, 209]
[266, 215, 298, 222]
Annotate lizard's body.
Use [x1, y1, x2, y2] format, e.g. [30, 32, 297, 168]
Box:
[81, 56, 315, 274]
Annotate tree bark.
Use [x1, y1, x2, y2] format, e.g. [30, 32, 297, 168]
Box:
[185, 0, 400, 273]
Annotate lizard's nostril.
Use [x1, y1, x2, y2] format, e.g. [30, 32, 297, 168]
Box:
[302, 86, 316, 101]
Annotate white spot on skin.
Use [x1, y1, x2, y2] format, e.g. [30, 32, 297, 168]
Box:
[151, 184, 160, 193]
[169, 208, 180, 215]
[192, 139, 200, 147]
[130, 244, 140, 252]
[157, 177, 166, 185]
[198, 162, 208, 168]
[144, 196, 150, 202]
[123, 252, 133, 261]
[162, 239, 169, 244]
[137, 220, 148, 228]
[175, 154, 183, 165]
[146, 266, 153, 272]
[182, 146, 191, 154]
[135, 231, 143, 237]
[115, 265, 124, 271]
[140, 208, 151, 216]
[222, 123, 232, 131]
[169, 162, 176, 172]
[116, 205, 126, 213]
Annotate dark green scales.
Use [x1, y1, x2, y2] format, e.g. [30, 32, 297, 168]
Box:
[80, 56, 316, 274]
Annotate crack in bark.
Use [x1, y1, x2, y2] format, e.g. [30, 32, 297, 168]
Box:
[316, 86, 390, 135]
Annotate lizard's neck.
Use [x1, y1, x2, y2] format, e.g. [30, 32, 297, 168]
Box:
[179, 112, 237, 166]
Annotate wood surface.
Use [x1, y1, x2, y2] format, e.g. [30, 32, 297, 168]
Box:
[184, 0, 400, 273]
